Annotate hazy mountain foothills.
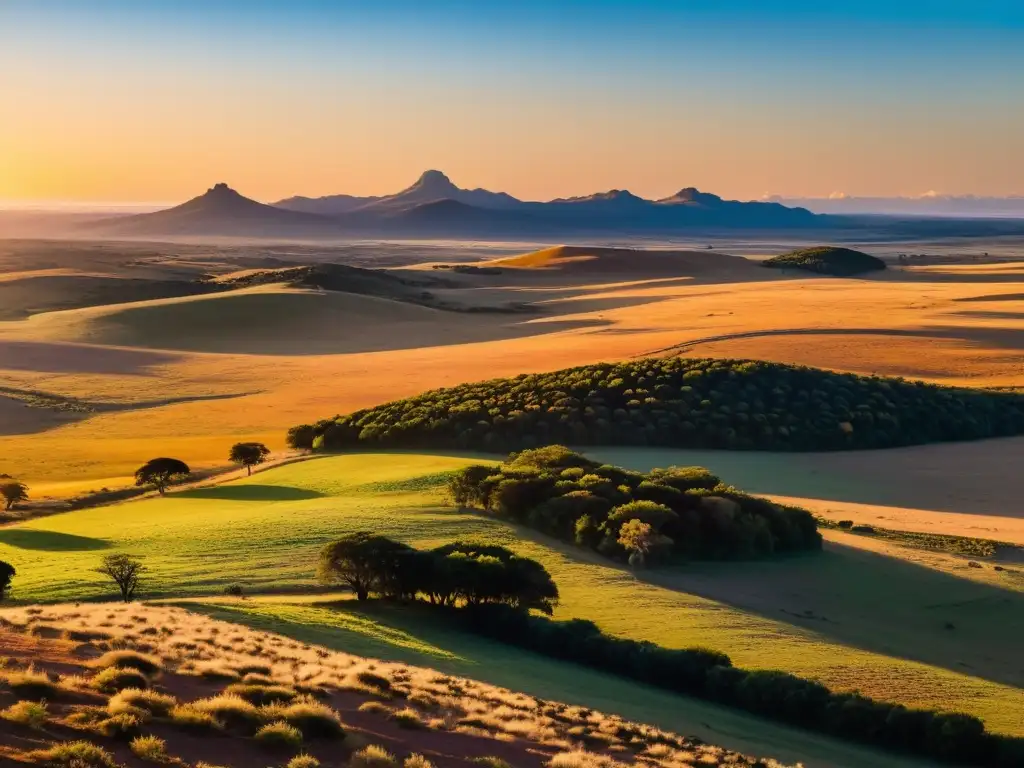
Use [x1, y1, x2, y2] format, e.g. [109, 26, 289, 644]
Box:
[3, 227, 1024, 768]
[6, 171, 1014, 242]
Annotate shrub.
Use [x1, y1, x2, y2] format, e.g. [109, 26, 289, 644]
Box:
[191, 693, 264, 732]
[92, 665, 149, 693]
[93, 650, 162, 675]
[404, 755, 434, 768]
[33, 740, 117, 767]
[390, 707, 425, 729]
[288, 756, 322, 768]
[4, 665, 59, 700]
[97, 712, 142, 739]
[129, 734, 167, 761]
[351, 745, 399, 768]
[356, 670, 392, 692]
[1, 699, 47, 728]
[279, 698, 345, 738]
[255, 720, 304, 749]
[472, 759, 513, 768]
[225, 682, 298, 705]
[108, 688, 176, 716]
[168, 703, 223, 732]
[358, 701, 390, 715]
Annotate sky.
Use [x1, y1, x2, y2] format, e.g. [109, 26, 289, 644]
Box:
[2, 1, 1023, 205]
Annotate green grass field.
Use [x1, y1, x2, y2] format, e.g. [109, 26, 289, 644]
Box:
[1, 452, 1022, 739]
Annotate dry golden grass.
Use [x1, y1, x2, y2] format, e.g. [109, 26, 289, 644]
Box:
[0, 602, 793, 768]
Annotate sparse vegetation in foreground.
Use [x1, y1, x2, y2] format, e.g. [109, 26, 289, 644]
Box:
[761, 246, 887, 276]
[293, 357, 1024, 454]
[0, 603, 795, 768]
[449, 446, 821, 562]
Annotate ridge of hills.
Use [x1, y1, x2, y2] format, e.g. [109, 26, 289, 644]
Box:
[85, 173, 822, 238]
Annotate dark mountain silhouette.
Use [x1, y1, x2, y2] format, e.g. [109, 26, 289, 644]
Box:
[276, 170, 522, 215]
[87, 183, 342, 237]
[273, 192, 381, 215]
[88, 175, 828, 239]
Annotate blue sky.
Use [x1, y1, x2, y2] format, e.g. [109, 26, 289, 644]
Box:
[2, 1, 1022, 202]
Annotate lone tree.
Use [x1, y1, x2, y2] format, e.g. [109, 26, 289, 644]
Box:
[317, 532, 402, 601]
[135, 458, 190, 495]
[0, 560, 15, 600]
[96, 553, 146, 602]
[229, 442, 270, 476]
[0, 481, 28, 511]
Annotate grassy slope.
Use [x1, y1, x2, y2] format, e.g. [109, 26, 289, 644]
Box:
[1, 453, 1022, 737]
[181, 596, 930, 768]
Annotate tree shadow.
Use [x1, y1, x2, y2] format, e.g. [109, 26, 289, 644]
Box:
[633, 539, 1024, 692]
[176, 485, 325, 502]
[0, 529, 110, 551]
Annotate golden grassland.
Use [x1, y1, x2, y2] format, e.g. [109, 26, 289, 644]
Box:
[3, 246, 1024, 487]
[0, 454, 1021, 739]
[0, 602, 804, 768]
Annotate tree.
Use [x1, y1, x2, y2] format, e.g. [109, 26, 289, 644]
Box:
[96, 554, 146, 602]
[135, 458, 190, 495]
[618, 518, 672, 568]
[317, 532, 403, 601]
[0, 481, 28, 511]
[0, 560, 15, 600]
[229, 442, 270, 476]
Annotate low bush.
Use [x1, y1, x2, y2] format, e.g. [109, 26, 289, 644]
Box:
[108, 688, 176, 716]
[129, 734, 168, 762]
[255, 720, 304, 749]
[390, 707, 425, 729]
[351, 745, 399, 768]
[1, 699, 47, 728]
[3, 665, 59, 700]
[762, 246, 886, 276]
[224, 682, 298, 705]
[288, 756, 322, 768]
[278, 698, 345, 739]
[168, 703, 223, 732]
[93, 650, 162, 675]
[404, 755, 434, 768]
[96, 712, 142, 739]
[191, 693, 264, 733]
[92, 665, 149, 693]
[33, 740, 117, 767]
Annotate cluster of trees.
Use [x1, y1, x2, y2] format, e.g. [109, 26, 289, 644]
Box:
[317, 533, 558, 615]
[288, 357, 1024, 454]
[761, 246, 887, 276]
[460, 604, 1024, 767]
[132, 442, 271, 494]
[448, 446, 820, 563]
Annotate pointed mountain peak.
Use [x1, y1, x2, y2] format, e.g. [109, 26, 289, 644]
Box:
[666, 187, 722, 204]
[411, 169, 458, 192]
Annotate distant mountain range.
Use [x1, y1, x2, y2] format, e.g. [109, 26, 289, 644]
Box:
[86, 171, 821, 238]
[765, 194, 1024, 219]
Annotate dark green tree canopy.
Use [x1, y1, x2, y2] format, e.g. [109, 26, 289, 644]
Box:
[229, 442, 270, 475]
[0, 560, 15, 600]
[134, 458, 190, 495]
[291, 357, 1024, 455]
[0, 481, 29, 511]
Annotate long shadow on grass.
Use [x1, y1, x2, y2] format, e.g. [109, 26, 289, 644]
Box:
[180, 598, 933, 768]
[472, 516, 1024, 693]
[635, 540, 1024, 692]
[176, 485, 325, 501]
[0, 529, 110, 551]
